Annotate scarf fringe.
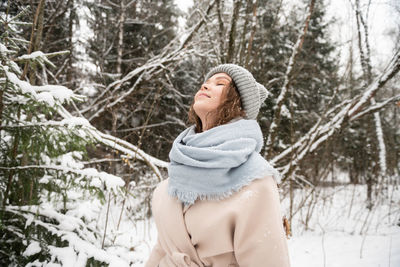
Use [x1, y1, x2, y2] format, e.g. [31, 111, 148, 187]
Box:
[168, 171, 280, 206]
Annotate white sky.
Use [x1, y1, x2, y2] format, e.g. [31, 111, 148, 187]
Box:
[175, 0, 193, 13]
[326, 0, 398, 73]
[175, 0, 193, 30]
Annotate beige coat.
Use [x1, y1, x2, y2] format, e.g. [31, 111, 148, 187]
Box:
[145, 176, 291, 267]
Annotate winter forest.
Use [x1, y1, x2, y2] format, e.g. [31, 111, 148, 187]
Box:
[0, 0, 399, 266]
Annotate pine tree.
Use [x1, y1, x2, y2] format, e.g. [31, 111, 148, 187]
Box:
[0, 7, 129, 265]
[1, 0, 79, 87]
[281, 0, 340, 183]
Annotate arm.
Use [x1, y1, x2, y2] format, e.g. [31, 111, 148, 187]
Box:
[233, 176, 290, 267]
[144, 237, 166, 267]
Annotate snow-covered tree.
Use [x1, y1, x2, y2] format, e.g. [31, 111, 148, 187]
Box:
[0, 7, 141, 266]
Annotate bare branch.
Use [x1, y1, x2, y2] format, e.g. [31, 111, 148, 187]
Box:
[272, 48, 400, 181]
[350, 94, 400, 121]
[80, 1, 216, 120]
[265, 0, 316, 158]
[348, 48, 400, 117]
[57, 106, 168, 181]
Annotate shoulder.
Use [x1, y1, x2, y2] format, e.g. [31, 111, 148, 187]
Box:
[226, 176, 281, 214]
[155, 178, 169, 192]
[152, 179, 169, 202]
[234, 176, 278, 201]
[245, 175, 278, 191]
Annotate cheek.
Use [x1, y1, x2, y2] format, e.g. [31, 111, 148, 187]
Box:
[214, 87, 226, 104]
[192, 86, 226, 114]
[216, 89, 224, 101]
[193, 97, 220, 114]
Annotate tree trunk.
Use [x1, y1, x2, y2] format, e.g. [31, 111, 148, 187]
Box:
[3, 0, 46, 206]
[226, 0, 241, 63]
[355, 0, 387, 203]
[117, 0, 125, 75]
[245, 0, 258, 69]
[216, 0, 225, 63]
[67, 0, 74, 83]
[0, 84, 3, 127]
[238, 0, 251, 65]
[29, 0, 45, 85]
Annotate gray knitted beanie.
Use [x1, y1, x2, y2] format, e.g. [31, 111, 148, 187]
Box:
[204, 64, 269, 120]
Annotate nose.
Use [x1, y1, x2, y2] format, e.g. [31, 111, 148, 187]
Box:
[201, 83, 209, 91]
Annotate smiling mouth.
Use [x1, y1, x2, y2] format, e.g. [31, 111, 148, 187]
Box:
[198, 93, 210, 98]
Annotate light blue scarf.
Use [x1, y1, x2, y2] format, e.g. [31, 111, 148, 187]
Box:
[168, 118, 281, 205]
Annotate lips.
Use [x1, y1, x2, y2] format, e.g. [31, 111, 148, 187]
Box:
[198, 93, 210, 98]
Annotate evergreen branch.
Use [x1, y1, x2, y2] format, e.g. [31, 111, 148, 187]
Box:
[0, 165, 124, 192]
[0, 117, 93, 130]
[4, 206, 128, 265]
[0, 6, 30, 25]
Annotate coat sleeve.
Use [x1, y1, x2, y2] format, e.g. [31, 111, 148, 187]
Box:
[233, 176, 291, 267]
[144, 237, 165, 267]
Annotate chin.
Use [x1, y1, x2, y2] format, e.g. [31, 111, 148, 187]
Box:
[194, 102, 212, 115]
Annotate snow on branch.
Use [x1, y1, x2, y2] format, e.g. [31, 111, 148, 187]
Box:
[81, 62, 159, 115]
[82, 51, 185, 121]
[167, 0, 216, 54]
[0, 42, 14, 54]
[87, 69, 148, 121]
[0, 117, 92, 130]
[15, 50, 69, 69]
[0, 164, 124, 193]
[57, 106, 168, 181]
[5, 205, 130, 267]
[348, 48, 400, 117]
[82, 1, 216, 121]
[1, 5, 31, 25]
[265, 0, 316, 158]
[272, 48, 400, 181]
[3, 66, 85, 105]
[93, 130, 168, 181]
[350, 94, 400, 121]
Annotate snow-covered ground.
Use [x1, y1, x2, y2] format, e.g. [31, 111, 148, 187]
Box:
[130, 183, 400, 266]
[19, 175, 399, 266]
[102, 217, 400, 267]
[289, 229, 399, 267]
[285, 184, 400, 267]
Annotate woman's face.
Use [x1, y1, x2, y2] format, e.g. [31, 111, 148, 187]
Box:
[193, 73, 232, 118]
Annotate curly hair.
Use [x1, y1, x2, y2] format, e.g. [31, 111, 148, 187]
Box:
[188, 80, 246, 133]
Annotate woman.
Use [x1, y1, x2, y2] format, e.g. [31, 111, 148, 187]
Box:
[145, 64, 290, 267]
